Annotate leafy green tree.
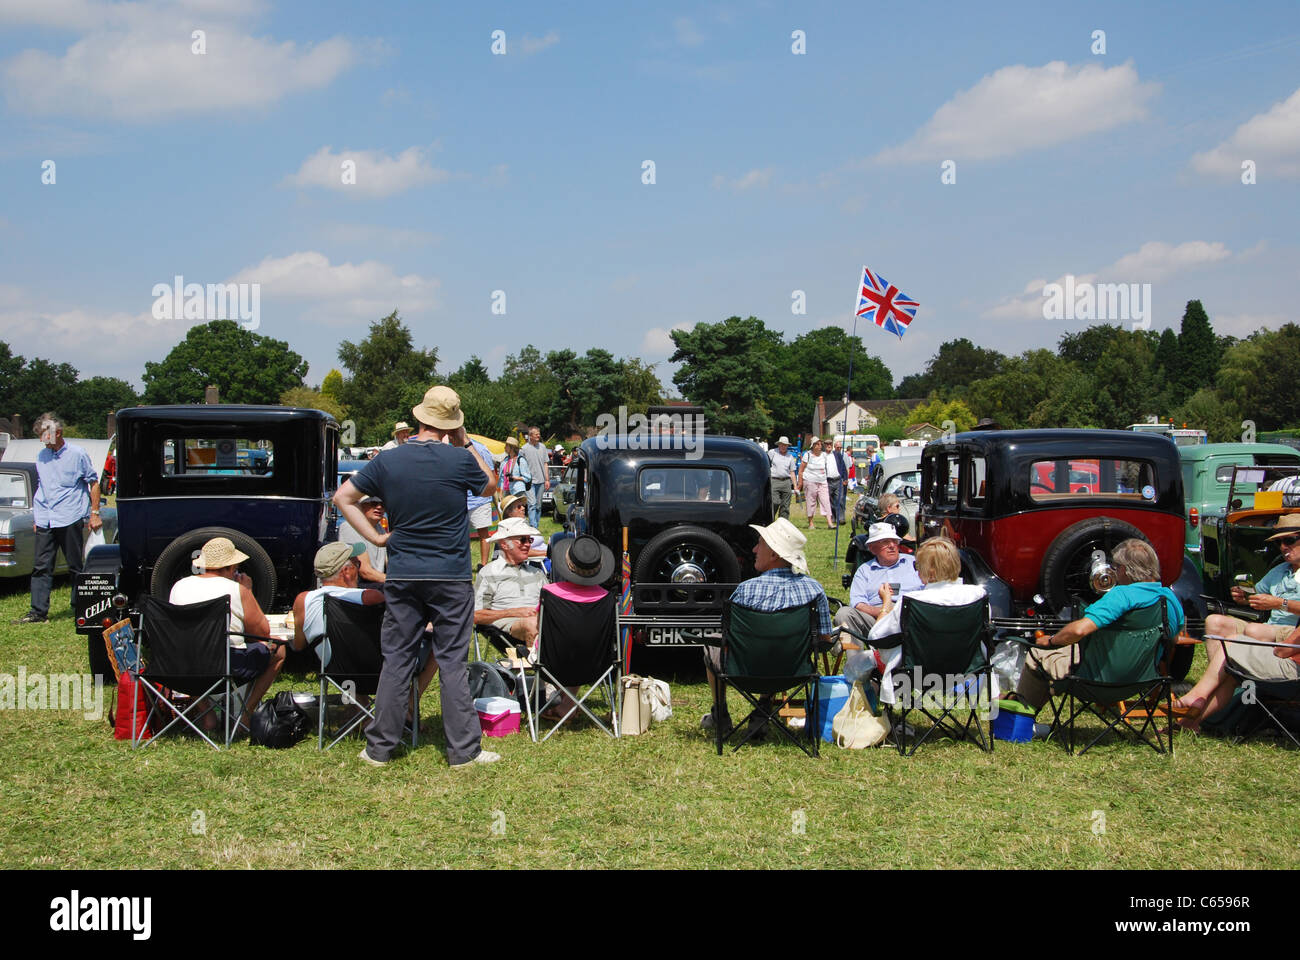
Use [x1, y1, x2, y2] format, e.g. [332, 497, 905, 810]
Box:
[1176, 300, 1218, 401]
[1173, 387, 1241, 442]
[5, 356, 79, 426]
[965, 349, 1067, 429]
[905, 397, 977, 434]
[670, 316, 778, 438]
[1028, 368, 1100, 429]
[449, 355, 491, 387]
[336, 311, 438, 444]
[764, 326, 893, 440]
[1216, 324, 1300, 429]
[500, 345, 560, 432]
[619, 357, 664, 416]
[319, 368, 345, 404]
[280, 385, 345, 421]
[64, 376, 139, 437]
[1153, 327, 1181, 402]
[1092, 332, 1159, 428]
[143, 320, 307, 406]
[897, 337, 1004, 398]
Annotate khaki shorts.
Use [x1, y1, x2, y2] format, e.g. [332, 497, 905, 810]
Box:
[1218, 636, 1300, 682]
[468, 503, 493, 529]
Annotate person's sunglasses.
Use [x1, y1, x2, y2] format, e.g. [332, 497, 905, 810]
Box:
[1278, 535, 1300, 548]
[514, 537, 532, 546]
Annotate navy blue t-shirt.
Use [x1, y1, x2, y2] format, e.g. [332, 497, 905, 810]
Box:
[350, 440, 490, 580]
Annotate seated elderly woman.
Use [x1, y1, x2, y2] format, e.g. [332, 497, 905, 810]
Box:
[858, 537, 985, 704]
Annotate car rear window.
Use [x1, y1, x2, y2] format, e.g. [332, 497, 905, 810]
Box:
[639, 467, 731, 503]
[0, 471, 29, 507]
[162, 438, 274, 478]
[1029, 459, 1156, 502]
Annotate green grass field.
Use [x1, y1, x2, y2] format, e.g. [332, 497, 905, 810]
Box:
[2, 509, 1297, 870]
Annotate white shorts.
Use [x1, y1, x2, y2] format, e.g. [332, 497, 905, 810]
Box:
[468, 503, 493, 529]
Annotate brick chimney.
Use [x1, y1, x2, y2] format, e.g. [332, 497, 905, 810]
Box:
[204, 385, 219, 404]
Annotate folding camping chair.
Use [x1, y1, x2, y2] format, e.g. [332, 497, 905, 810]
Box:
[515, 589, 621, 742]
[1220, 637, 1300, 748]
[883, 595, 994, 757]
[316, 595, 418, 750]
[1037, 598, 1175, 756]
[711, 597, 821, 757]
[133, 595, 269, 750]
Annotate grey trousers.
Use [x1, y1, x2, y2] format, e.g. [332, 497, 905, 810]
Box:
[771, 477, 793, 520]
[828, 477, 845, 523]
[30, 522, 86, 618]
[833, 605, 877, 643]
[368, 579, 481, 764]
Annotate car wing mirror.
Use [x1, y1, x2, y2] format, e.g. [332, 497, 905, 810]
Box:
[901, 484, 916, 500]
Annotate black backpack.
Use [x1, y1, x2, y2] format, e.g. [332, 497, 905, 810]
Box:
[468, 661, 520, 701]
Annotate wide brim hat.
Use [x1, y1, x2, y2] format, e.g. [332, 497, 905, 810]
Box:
[391, 421, 412, 437]
[488, 516, 541, 544]
[315, 540, 366, 578]
[865, 521, 902, 546]
[411, 385, 464, 430]
[777, 436, 791, 445]
[749, 518, 809, 575]
[200, 536, 250, 570]
[552, 535, 616, 586]
[499, 492, 528, 516]
[1266, 514, 1300, 541]
[503, 436, 520, 449]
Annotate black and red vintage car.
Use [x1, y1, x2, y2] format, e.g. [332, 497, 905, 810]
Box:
[917, 429, 1206, 679]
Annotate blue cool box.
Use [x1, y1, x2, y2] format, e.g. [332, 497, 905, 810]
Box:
[992, 699, 1036, 742]
[814, 675, 851, 743]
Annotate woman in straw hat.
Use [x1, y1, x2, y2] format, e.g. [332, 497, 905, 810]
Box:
[500, 436, 531, 496]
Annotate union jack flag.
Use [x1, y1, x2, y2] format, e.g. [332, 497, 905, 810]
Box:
[856, 265, 919, 339]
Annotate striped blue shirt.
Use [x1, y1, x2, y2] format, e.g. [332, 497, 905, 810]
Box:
[731, 567, 833, 636]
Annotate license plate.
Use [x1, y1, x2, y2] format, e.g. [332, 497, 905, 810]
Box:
[645, 626, 721, 646]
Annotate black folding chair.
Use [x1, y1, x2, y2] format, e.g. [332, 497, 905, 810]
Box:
[1036, 599, 1175, 756]
[712, 598, 821, 757]
[316, 595, 417, 750]
[134, 595, 271, 750]
[885, 595, 994, 757]
[1220, 637, 1300, 748]
[516, 590, 621, 742]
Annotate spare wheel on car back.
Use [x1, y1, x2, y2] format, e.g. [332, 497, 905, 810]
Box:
[150, 526, 277, 610]
[633, 525, 741, 586]
[1039, 516, 1147, 614]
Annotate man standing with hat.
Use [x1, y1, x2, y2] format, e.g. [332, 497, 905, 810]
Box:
[701, 518, 833, 736]
[834, 522, 924, 637]
[767, 436, 797, 521]
[381, 421, 412, 451]
[336, 384, 499, 768]
[475, 516, 547, 647]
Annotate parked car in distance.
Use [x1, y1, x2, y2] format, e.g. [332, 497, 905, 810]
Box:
[553, 464, 577, 521]
[1200, 463, 1300, 615]
[564, 434, 771, 648]
[0, 453, 119, 580]
[1178, 443, 1300, 572]
[850, 450, 921, 537]
[542, 464, 563, 514]
[916, 429, 1205, 680]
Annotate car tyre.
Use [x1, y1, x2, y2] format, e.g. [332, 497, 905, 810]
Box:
[633, 525, 742, 588]
[150, 526, 277, 610]
[1040, 516, 1147, 614]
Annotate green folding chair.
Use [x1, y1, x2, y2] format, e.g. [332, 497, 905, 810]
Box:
[1041, 598, 1174, 756]
[713, 598, 821, 757]
[887, 595, 994, 756]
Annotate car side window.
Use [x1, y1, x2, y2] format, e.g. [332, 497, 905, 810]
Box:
[963, 456, 986, 510]
[931, 452, 960, 508]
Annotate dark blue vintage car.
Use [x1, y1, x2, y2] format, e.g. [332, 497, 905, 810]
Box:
[75, 406, 341, 676]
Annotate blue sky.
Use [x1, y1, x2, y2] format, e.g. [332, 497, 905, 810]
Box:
[1, 0, 1298, 396]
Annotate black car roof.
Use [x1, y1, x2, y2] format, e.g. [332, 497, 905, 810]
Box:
[580, 434, 761, 459]
[939, 428, 1180, 460]
[116, 405, 338, 426]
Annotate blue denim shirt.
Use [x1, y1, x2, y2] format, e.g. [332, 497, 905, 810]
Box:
[34, 441, 97, 528]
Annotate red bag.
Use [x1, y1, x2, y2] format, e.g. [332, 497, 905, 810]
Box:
[114, 672, 151, 741]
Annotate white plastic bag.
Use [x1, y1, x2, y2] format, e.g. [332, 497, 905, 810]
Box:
[989, 639, 1027, 700]
[83, 527, 106, 559]
[645, 677, 672, 722]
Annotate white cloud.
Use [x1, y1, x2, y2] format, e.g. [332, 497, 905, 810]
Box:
[1214, 313, 1289, 338]
[229, 251, 438, 320]
[1191, 87, 1300, 179]
[873, 61, 1159, 164]
[519, 31, 559, 54]
[673, 17, 704, 47]
[284, 146, 452, 197]
[640, 322, 694, 358]
[1, 1, 355, 120]
[983, 241, 1234, 321]
[711, 168, 772, 191]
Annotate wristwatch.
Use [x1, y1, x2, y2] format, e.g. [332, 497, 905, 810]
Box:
[463, 441, 473, 449]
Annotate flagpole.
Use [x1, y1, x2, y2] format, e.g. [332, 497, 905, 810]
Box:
[834, 272, 863, 571]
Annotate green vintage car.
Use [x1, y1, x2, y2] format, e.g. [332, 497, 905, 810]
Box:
[1178, 443, 1300, 572]
[1200, 462, 1300, 614]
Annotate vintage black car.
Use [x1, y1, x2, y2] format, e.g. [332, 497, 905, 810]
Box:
[564, 434, 771, 648]
[915, 429, 1205, 679]
[75, 406, 341, 676]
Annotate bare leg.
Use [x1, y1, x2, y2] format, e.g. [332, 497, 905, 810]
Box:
[240, 643, 286, 727]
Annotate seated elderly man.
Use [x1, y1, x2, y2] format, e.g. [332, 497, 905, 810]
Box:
[169, 536, 285, 734]
[475, 516, 547, 647]
[835, 522, 925, 637]
[701, 518, 833, 737]
[1012, 538, 1184, 712]
[1174, 515, 1300, 729]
